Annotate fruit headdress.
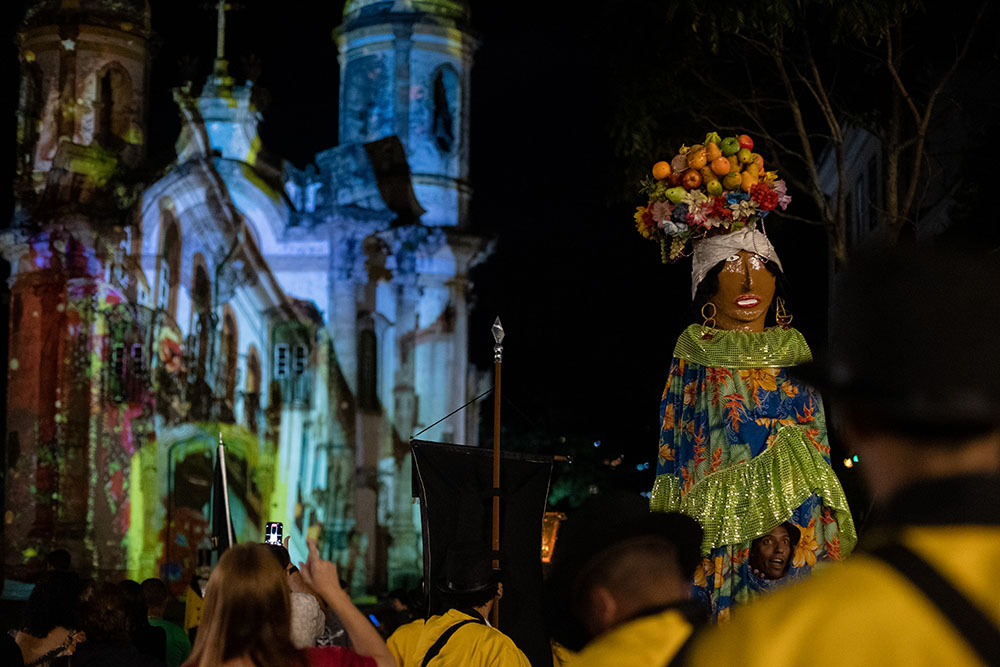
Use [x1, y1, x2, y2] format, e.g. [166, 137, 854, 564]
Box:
[634, 131, 791, 263]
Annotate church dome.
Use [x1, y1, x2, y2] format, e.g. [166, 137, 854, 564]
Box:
[22, 0, 151, 35]
[342, 0, 468, 26]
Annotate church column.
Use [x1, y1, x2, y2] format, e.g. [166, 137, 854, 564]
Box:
[329, 224, 376, 590]
[447, 274, 469, 445]
[387, 268, 421, 588]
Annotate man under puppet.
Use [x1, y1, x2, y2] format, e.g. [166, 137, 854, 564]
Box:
[635, 131, 857, 622]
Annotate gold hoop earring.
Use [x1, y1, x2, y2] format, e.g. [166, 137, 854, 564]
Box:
[775, 296, 793, 328]
[701, 302, 717, 339]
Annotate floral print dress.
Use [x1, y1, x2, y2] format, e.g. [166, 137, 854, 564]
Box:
[650, 325, 856, 622]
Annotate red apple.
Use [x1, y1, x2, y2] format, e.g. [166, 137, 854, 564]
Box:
[681, 169, 702, 190]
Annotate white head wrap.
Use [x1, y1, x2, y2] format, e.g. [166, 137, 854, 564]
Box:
[690, 227, 783, 300]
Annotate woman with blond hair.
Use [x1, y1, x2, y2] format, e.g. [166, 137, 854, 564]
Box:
[184, 540, 394, 667]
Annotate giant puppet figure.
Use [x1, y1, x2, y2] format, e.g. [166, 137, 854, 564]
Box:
[634, 132, 856, 621]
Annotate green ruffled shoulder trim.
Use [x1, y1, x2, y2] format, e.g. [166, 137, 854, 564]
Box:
[673, 324, 812, 369]
[650, 425, 857, 557]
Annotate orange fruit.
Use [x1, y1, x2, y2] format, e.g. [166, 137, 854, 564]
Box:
[652, 161, 671, 180]
[706, 142, 722, 162]
[711, 156, 731, 176]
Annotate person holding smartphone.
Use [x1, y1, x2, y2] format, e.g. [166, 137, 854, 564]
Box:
[183, 539, 394, 667]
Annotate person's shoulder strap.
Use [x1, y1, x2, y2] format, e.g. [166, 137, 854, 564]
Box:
[420, 617, 485, 667]
[869, 543, 1000, 665]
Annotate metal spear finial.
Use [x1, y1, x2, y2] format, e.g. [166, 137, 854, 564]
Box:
[492, 317, 504, 363]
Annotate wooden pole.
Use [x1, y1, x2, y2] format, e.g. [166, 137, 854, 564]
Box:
[492, 359, 501, 564]
[490, 317, 504, 627]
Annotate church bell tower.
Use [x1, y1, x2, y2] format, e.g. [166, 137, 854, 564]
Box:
[336, 0, 475, 228]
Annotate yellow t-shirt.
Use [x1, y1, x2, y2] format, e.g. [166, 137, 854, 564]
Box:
[387, 609, 531, 667]
[567, 608, 695, 667]
[183, 586, 205, 633]
[688, 526, 1000, 666]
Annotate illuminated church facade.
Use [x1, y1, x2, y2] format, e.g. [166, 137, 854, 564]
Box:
[3, 0, 485, 592]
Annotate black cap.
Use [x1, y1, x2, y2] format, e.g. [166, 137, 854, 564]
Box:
[436, 542, 498, 595]
[805, 244, 1000, 435]
[544, 492, 703, 650]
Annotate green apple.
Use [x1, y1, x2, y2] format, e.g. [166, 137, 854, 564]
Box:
[720, 137, 740, 156]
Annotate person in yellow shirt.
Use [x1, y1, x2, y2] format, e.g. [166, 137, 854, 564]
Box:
[183, 549, 213, 644]
[686, 246, 1000, 666]
[388, 544, 530, 666]
[545, 493, 707, 666]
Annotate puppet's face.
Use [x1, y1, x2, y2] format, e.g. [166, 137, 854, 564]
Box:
[712, 251, 776, 331]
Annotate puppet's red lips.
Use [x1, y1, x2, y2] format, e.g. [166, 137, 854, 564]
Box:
[736, 295, 760, 308]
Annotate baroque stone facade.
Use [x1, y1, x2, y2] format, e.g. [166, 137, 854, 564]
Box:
[3, 0, 486, 592]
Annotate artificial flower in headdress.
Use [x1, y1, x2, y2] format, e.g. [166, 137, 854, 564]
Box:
[633, 132, 791, 264]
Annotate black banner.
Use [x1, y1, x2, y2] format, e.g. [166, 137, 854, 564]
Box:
[411, 440, 553, 667]
[211, 445, 237, 556]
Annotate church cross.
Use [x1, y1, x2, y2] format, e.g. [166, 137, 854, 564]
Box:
[215, 0, 228, 61]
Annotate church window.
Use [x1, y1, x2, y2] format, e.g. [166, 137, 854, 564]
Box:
[222, 311, 238, 410]
[246, 345, 261, 432]
[160, 219, 181, 320]
[431, 66, 459, 153]
[93, 63, 132, 149]
[192, 262, 211, 380]
[293, 344, 308, 375]
[274, 343, 290, 379]
[98, 71, 113, 145]
[17, 62, 42, 172]
[131, 343, 145, 378]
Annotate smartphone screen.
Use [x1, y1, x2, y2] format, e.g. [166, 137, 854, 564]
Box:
[264, 521, 283, 546]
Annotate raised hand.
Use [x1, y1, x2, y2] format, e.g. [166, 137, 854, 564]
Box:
[298, 537, 345, 599]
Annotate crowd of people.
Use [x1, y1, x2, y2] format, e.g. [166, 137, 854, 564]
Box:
[4, 556, 191, 667]
[3, 241, 998, 664]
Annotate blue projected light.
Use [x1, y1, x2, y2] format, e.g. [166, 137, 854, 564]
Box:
[593, 440, 601, 448]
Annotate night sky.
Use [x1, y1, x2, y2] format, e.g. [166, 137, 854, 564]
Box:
[3, 1, 844, 498]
